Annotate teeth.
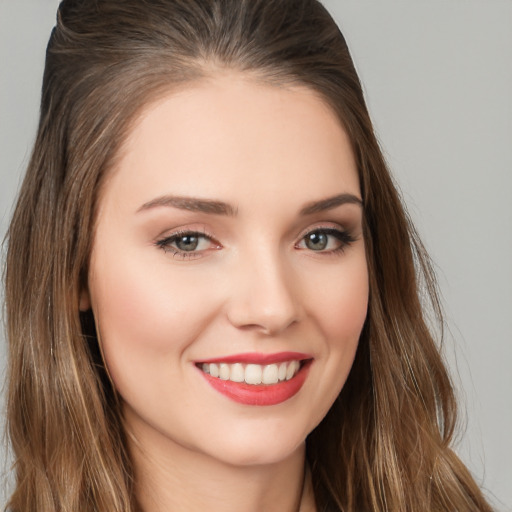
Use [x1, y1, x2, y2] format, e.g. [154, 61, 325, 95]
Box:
[278, 362, 287, 381]
[210, 363, 219, 378]
[245, 364, 262, 385]
[230, 363, 245, 382]
[200, 360, 303, 385]
[286, 360, 300, 380]
[262, 364, 279, 384]
[219, 363, 230, 380]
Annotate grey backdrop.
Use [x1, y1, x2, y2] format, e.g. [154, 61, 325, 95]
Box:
[1, 1, 511, 509]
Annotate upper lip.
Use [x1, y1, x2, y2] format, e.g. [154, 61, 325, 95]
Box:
[196, 351, 312, 365]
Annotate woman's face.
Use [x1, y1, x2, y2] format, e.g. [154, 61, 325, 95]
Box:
[84, 73, 368, 467]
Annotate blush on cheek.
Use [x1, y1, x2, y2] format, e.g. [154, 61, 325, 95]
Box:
[318, 269, 368, 343]
[90, 248, 222, 385]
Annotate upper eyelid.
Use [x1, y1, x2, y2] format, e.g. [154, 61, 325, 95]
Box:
[167, 229, 211, 238]
[296, 222, 348, 238]
[156, 226, 215, 242]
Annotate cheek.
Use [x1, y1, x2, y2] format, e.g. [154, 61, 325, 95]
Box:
[308, 253, 369, 345]
[87, 248, 218, 387]
[293, 251, 368, 433]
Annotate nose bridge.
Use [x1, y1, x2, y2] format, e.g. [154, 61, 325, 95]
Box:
[226, 242, 300, 335]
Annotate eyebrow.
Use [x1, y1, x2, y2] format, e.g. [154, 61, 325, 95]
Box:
[137, 195, 237, 216]
[137, 192, 362, 216]
[299, 193, 363, 215]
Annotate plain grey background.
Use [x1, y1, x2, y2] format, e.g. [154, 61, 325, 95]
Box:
[1, 0, 511, 509]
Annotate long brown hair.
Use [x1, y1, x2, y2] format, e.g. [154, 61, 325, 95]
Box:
[4, 0, 492, 510]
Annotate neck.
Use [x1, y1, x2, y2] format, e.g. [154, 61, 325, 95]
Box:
[127, 421, 316, 512]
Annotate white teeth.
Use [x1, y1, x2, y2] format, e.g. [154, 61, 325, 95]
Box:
[262, 364, 279, 385]
[230, 363, 245, 382]
[245, 364, 262, 385]
[278, 362, 287, 381]
[286, 360, 300, 380]
[219, 363, 230, 380]
[210, 363, 219, 378]
[200, 360, 303, 385]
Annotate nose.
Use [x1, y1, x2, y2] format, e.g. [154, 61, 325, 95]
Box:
[226, 248, 301, 336]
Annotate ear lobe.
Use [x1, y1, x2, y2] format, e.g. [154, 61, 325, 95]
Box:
[79, 288, 91, 311]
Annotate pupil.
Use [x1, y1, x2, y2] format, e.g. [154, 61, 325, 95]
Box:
[306, 232, 327, 251]
[176, 235, 198, 251]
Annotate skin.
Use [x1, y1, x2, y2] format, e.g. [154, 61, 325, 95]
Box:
[82, 72, 369, 512]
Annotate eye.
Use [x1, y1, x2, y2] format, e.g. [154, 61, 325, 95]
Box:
[156, 230, 219, 259]
[296, 228, 355, 253]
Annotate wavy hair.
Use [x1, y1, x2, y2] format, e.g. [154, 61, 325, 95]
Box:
[4, 0, 492, 510]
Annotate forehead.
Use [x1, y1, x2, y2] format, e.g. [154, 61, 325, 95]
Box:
[103, 72, 360, 213]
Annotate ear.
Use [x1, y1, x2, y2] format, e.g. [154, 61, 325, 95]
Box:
[79, 287, 91, 311]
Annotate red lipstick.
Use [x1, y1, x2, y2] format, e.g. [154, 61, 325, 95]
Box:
[196, 353, 312, 406]
[199, 351, 311, 365]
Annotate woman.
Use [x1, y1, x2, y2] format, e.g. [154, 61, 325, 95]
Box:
[3, 0, 494, 510]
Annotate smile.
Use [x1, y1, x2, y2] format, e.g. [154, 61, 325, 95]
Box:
[196, 352, 313, 406]
[199, 360, 301, 385]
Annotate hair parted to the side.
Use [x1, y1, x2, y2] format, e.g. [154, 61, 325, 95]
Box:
[4, 0, 492, 511]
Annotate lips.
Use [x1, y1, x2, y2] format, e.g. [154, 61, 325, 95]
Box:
[195, 352, 312, 406]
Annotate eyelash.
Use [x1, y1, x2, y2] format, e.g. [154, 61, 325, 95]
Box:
[296, 227, 356, 255]
[155, 229, 218, 260]
[155, 226, 356, 260]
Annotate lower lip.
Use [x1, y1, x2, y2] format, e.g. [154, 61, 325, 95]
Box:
[198, 361, 312, 406]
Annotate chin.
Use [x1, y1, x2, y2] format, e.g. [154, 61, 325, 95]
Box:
[197, 422, 309, 468]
